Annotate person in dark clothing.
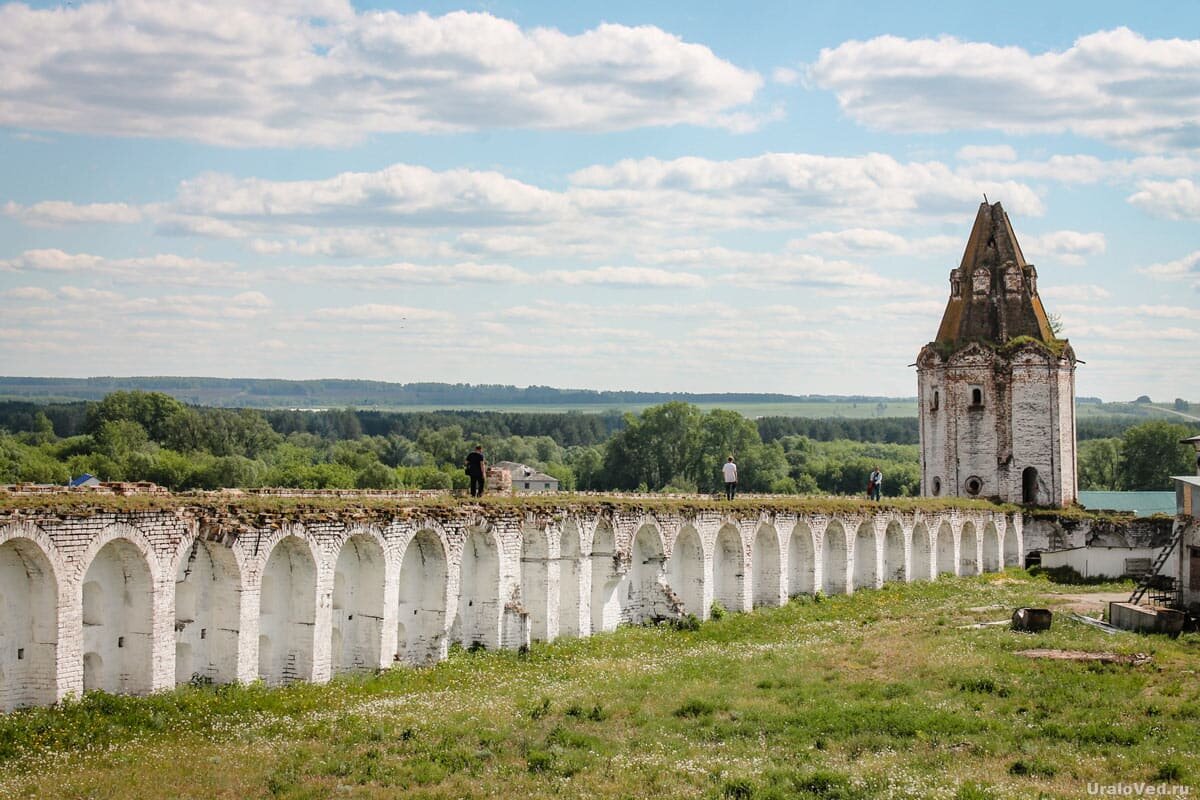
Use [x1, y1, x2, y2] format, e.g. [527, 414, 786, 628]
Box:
[465, 445, 486, 497]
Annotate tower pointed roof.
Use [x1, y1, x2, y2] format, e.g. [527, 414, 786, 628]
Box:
[933, 201, 1055, 350]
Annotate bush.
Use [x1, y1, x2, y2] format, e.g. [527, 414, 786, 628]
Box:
[710, 601, 727, 620]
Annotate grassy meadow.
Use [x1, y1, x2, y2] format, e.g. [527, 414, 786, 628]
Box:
[2, 572, 1197, 800]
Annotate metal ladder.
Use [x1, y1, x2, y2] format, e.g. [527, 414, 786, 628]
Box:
[1129, 519, 1185, 605]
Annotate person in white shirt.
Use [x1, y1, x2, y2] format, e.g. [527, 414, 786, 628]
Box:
[722, 456, 739, 500]
[869, 465, 883, 501]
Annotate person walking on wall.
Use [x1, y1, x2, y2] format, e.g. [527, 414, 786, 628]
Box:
[868, 465, 883, 501]
[465, 445, 487, 498]
[722, 455, 739, 500]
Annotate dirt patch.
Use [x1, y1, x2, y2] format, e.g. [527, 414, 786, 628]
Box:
[1041, 591, 1130, 614]
[1015, 649, 1152, 666]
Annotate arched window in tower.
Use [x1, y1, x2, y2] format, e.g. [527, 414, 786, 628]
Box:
[970, 386, 983, 407]
[1022, 467, 1039, 504]
[931, 389, 939, 411]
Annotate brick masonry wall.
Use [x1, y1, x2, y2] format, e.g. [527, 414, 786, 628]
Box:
[0, 503, 1021, 711]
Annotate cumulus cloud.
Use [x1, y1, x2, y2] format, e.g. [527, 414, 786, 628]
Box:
[1127, 179, 1200, 219]
[810, 28, 1200, 152]
[789, 229, 960, 257]
[959, 155, 1200, 185]
[542, 266, 707, 289]
[0, 249, 247, 286]
[570, 153, 1044, 223]
[279, 261, 531, 286]
[1138, 250, 1200, 283]
[1022, 231, 1107, 266]
[2, 200, 143, 226]
[956, 145, 1017, 162]
[313, 304, 454, 322]
[0, 2, 762, 146]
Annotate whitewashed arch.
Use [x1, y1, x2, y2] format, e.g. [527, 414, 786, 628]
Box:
[822, 520, 849, 595]
[557, 519, 585, 638]
[589, 520, 621, 634]
[787, 520, 816, 596]
[752, 523, 783, 608]
[627, 523, 668, 624]
[520, 523, 552, 641]
[396, 528, 449, 665]
[257, 533, 319, 686]
[80, 535, 156, 695]
[1002, 518, 1022, 568]
[882, 519, 906, 583]
[0, 527, 60, 711]
[712, 523, 745, 613]
[668, 524, 706, 618]
[982, 521, 1001, 572]
[451, 526, 502, 650]
[174, 537, 243, 686]
[331, 531, 387, 674]
[851, 520, 878, 592]
[935, 520, 957, 576]
[959, 521, 979, 576]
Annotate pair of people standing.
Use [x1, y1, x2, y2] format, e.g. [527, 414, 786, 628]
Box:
[868, 465, 883, 501]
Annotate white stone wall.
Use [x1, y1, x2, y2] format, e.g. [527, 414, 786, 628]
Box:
[0, 504, 1019, 711]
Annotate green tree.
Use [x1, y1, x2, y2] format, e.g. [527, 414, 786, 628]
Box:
[1078, 438, 1122, 490]
[1119, 421, 1194, 490]
[602, 402, 701, 490]
[355, 461, 401, 489]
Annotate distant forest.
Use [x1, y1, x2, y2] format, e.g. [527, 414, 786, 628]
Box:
[0, 376, 908, 409]
[1, 394, 1195, 496]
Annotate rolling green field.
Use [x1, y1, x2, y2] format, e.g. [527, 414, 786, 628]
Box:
[2, 571, 1196, 800]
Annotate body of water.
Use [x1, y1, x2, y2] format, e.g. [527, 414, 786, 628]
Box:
[1077, 490, 1176, 516]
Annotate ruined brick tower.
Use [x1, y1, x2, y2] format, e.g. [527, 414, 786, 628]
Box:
[916, 201, 1077, 507]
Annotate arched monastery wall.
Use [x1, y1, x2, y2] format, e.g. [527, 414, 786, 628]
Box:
[0, 501, 1019, 711]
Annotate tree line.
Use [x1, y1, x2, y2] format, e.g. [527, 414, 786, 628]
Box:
[0, 393, 1194, 495]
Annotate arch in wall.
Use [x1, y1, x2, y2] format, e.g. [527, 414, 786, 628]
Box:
[590, 520, 621, 634]
[668, 524, 705, 618]
[788, 521, 816, 595]
[396, 529, 448, 665]
[452, 528, 502, 650]
[174, 539, 241, 686]
[935, 521, 957, 576]
[1003, 523, 1021, 568]
[628, 524, 667, 624]
[982, 521, 1001, 572]
[520, 524, 551, 641]
[959, 522, 978, 576]
[0, 535, 58, 711]
[557, 521, 583, 638]
[752, 524, 782, 608]
[911, 522, 932, 581]
[822, 521, 849, 595]
[1022, 467, 1039, 504]
[82, 538, 154, 695]
[258, 535, 317, 686]
[331, 533, 387, 675]
[712, 524, 745, 613]
[882, 520, 906, 583]
[851, 521, 878, 592]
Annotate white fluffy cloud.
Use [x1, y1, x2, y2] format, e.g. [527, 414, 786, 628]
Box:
[810, 28, 1200, 152]
[0, 249, 246, 286]
[0, 2, 762, 146]
[1127, 179, 1200, 219]
[2, 200, 143, 226]
[1139, 250, 1200, 284]
[570, 153, 1044, 223]
[1022, 231, 1107, 266]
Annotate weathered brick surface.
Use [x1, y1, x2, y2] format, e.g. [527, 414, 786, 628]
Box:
[0, 503, 1020, 711]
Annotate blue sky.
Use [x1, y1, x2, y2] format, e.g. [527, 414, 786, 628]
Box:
[1, 1, 1198, 400]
